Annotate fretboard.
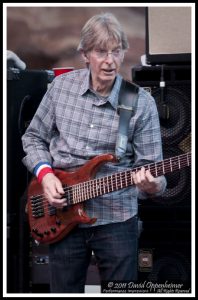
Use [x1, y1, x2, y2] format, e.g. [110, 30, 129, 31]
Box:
[66, 152, 191, 205]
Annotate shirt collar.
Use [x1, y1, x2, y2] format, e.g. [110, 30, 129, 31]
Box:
[108, 74, 122, 110]
[79, 68, 90, 96]
[79, 69, 123, 110]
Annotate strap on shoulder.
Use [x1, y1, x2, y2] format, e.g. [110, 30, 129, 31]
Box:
[115, 79, 139, 160]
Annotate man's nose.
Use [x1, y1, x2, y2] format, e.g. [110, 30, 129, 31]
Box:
[105, 52, 114, 62]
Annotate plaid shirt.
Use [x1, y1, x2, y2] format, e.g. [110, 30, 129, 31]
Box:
[22, 68, 166, 226]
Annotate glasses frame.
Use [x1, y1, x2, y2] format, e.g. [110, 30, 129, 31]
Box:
[92, 47, 124, 60]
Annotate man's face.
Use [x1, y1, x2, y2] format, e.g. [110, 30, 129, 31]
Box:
[85, 41, 124, 88]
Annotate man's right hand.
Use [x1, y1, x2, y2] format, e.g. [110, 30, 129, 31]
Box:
[41, 173, 67, 208]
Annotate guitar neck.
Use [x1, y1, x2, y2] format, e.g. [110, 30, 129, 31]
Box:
[66, 152, 191, 205]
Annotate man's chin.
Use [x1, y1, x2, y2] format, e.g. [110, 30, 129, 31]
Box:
[100, 72, 116, 82]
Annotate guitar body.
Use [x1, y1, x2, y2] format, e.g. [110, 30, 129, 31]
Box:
[27, 153, 116, 244]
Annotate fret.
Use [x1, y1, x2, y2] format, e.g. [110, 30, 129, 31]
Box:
[88, 180, 92, 199]
[91, 180, 95, 198]
[95, 179, 99, 197]
[102, 177, 106, 194]
[96, 179, 100, 196]
[79, 182, 83, 202]
[157, 162, 163, 176]
[111, 175, 114, 192]
[82, 182, 85, 200]
[125, 171, 128, 186]
[107, 176, 112, 193]
[77, 183, 81, 203]
[85, 180, 89, 200]
[92, 180, 95, 197]
[106, 177, 110, 193]
[94, 180, 97, 198]
[130, 171, 133, 185]
[94, 179, 98, 197]
[98, 179, 102, 195]
[93, 179, 97, 197]
[74, 185, 77, 203]
[170, 158, 173, 172]
[82, 181, 85, 201]
[105, 177, 109, 193]
[120, 173, 123, 189]
[162, 161, 165, 174]
[86, 182, 91, 199]
[155, 162, 158, 176]
[178, 156, 181, 169]
[96, 178, 99, 196]
[115, 173, 118, 190]
[99, 178, 102, 196]
[79, 183, 83, 202]
[72, 185, 77, 203]
[75, 185, 78, 203]
[173, 158, 179, 171]
[82, 183, 85, 201]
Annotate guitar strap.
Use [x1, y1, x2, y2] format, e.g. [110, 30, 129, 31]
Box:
[115, 79, 139, 160]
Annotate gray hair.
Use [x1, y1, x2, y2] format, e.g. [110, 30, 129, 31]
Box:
[77, 13, 129, 52]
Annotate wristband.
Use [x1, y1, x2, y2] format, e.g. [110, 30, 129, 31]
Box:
[34, 162, 51, 177]
[37, 167, 54, 184]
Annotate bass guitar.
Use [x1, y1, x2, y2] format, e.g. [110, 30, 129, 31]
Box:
[26, 152, 191, 244]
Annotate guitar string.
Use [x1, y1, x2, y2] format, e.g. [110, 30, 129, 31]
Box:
[35, 153, 191, 202]
[31, 154, 191, 214]
[34, 153, 191, 202]
[32, 167, 191, 216]
[30, 154, 191, 214]
[30, 154, 191, 213]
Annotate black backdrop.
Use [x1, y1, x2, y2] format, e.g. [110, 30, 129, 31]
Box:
[7, 68, 51, 292]
[132, 64, 191, 288]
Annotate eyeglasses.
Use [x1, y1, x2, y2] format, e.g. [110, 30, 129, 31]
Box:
[93, 48, 123, 60]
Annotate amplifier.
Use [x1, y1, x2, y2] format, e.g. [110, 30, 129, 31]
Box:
[145, 7, 191, 65]
[29, 240, 100, 292]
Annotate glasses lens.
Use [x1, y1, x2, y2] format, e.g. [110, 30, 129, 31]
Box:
[112, 49, 122, 57]
[94, 48, 122, 59]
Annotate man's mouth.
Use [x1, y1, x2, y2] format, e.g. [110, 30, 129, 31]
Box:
[102, 69, 115, 75]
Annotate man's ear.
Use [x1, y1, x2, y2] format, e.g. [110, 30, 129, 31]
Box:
[80, 50, 90, 63]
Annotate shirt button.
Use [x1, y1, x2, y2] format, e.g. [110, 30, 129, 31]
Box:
[90, 124, 94, 128]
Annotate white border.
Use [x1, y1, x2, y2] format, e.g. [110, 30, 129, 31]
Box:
[3, 2, 195, 298]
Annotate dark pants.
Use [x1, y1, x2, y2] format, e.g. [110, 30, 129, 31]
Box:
[49, 215, 138, 293]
